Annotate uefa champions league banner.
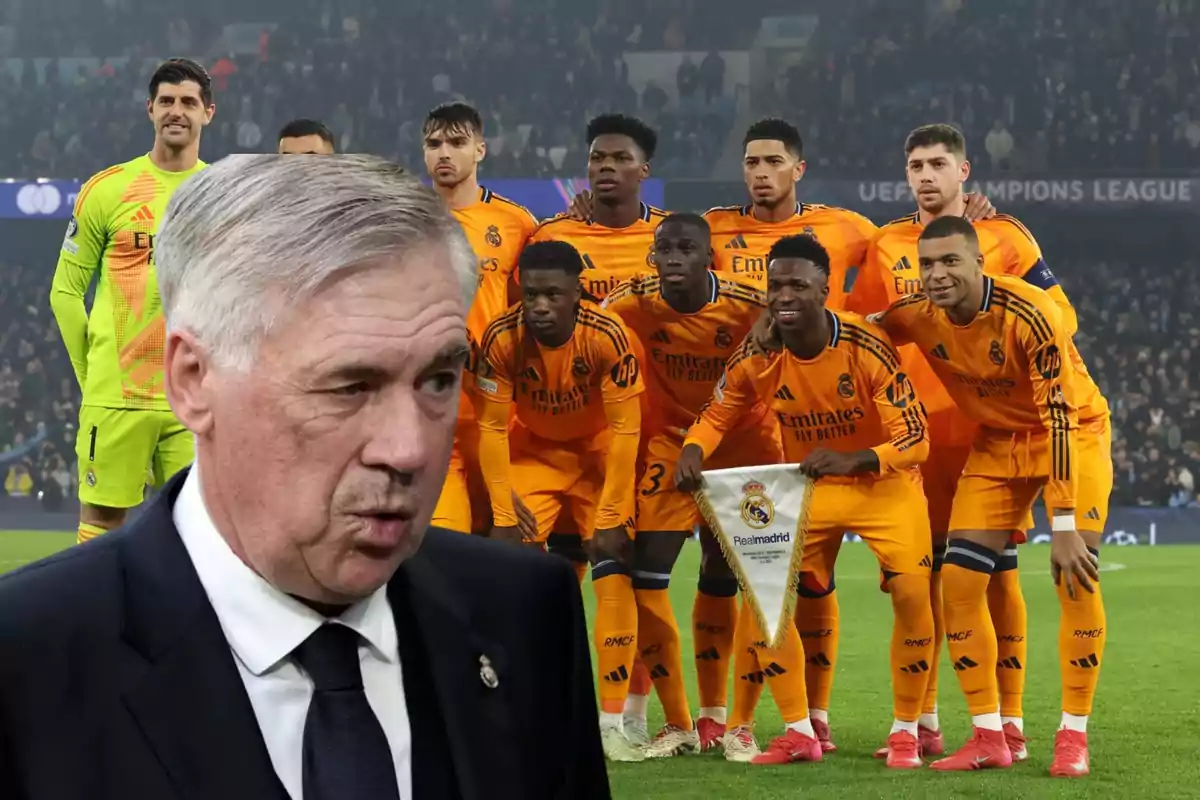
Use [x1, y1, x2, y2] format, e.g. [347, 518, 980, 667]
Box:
[665, 176, 1200, 217]
[694, 464, 811, 648]
[0, 177, 665, 221]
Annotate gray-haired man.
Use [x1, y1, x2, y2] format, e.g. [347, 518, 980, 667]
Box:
[0, 155, 610, 800]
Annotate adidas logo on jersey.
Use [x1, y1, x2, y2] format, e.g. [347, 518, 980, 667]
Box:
[774, 385, 796, 401]
[129, 205, 154, 224]
[521, 366, 540, 382]
[650, 330, 671, 344]
[891, 256, 912, 272]
[929, 343, 950, 360]
[723, 234, 748, 249]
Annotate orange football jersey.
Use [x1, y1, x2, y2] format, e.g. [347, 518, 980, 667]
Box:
[455, 186, 538, 340]
[872, 275, 1104, 512]
[527, 203, 668, 301]
[685, 310, 929, 482]
[603, 271, 768, 436]
[475, 301, 643, 527]
[475, 301, 644, 441]
[705, 202, 877, 310]
[845, 212, 1093, 444]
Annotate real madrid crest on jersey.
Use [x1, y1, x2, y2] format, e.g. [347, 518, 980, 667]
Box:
[485, 224, 502, 247]
[572, 356, 591, 377]
[989, 340, 1006, 366]
[739, 480, 774, 529]
[714, 326, 733, 349]
[802, 225, 817, 239]
[837, 372, 855, 399]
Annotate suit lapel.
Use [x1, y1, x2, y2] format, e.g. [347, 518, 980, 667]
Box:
[119, 471, 289, 800]
[390, 535, 519, 800]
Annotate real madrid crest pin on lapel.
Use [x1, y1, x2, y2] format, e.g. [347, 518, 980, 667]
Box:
[479, 655, 499, 689]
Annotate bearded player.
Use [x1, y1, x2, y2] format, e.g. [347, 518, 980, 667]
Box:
[50, 58, 214, 545]
[423, 102, 538, 536]
[848, 123, 1085, 760]
[603, 214, 781, 757]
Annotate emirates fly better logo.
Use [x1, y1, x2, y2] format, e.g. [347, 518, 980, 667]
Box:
[16, 183, 63, 215]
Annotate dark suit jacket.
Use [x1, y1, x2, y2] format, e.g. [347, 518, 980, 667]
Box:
[0, 470, 610, 800]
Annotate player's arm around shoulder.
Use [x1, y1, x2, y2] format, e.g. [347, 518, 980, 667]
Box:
[844, 224, 895, 315]
[527, 214, 577, 244]
[865, 291, 926, 347]
[600, 272, 651, 313]
[848, 314, 931, 473]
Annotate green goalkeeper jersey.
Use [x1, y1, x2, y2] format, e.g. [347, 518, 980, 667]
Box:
[50, 154, 206, 411]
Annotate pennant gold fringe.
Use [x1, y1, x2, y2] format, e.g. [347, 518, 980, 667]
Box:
[694, 469, 814, 650]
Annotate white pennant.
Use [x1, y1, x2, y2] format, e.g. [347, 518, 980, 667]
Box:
[695, 464, 812, 649]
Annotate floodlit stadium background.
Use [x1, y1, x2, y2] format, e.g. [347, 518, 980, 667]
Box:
[3, 1, 1200, 796]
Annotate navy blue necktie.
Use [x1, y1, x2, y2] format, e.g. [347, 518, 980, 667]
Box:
[292, 623, 401, 800]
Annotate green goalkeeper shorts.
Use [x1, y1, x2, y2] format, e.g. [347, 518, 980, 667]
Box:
[75, 405, 195, 509]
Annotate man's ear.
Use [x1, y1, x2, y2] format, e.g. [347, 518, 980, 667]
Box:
[164, 329, 216, 436]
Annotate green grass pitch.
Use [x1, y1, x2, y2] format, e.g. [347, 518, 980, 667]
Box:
[3, 531, 1199, 798]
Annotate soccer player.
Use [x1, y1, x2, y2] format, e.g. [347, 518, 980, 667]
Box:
[676, 234, 936, 768]
[704, 118, 878, 310]
[529, 112, 666, 735]
[871, 216, 1110, 776]
[528, 114, 668, 302]
[276, 118, 336, 153]
[473, 241, 645, 762]
[848, 123, 1079, 759]
[603, 213, 781, 757]
[422, 102, 538, 535]
[50, 58, 215, 544]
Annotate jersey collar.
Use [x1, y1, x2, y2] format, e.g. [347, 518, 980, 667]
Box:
[586, 201, 651, 226]
[739, 201, 804, 218]
[826, 309, 841, 347]
[979, 276, 995, 312]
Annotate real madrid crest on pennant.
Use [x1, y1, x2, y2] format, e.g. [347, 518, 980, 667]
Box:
[694, 464, 812, 648]
[739, 481, 774, 529]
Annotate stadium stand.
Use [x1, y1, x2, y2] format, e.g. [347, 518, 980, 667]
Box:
[2, 0, 1198, 513]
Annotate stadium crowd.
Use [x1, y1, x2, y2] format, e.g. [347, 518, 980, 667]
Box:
[2, 0, 1198, 509]
[783, 0, 1200, 173]
[5, 248, 1200, 509]
[2, 0, 1198, 179]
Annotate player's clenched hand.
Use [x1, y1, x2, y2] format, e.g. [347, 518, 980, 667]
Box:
[962, 192, 997, 221]
[749, 311, 781, 353]
[798, 448, 867, 478]
[489, 526, 526, 546]
[674, 444, 706, 492]
[566, 190, 594, 222]
[512, 491, 538, 541]
[1050, 528, 1099, 600]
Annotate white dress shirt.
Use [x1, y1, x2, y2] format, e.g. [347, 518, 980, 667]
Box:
[174, 467, 413, 800]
